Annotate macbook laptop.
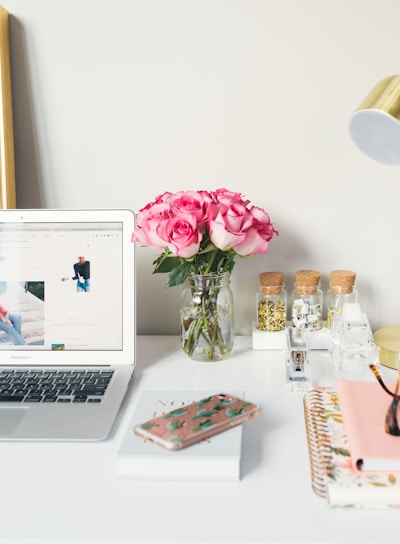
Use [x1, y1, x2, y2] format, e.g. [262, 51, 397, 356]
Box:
[0, 208, 136, 440]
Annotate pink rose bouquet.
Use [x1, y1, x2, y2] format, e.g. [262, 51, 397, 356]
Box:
[132, 188, 278, 287]
[132, 188, 278, 360]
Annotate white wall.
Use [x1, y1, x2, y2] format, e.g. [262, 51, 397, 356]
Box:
[4, 0, 400, 335]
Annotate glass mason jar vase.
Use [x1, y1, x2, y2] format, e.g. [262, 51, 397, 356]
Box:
[180, 273, 234, 361]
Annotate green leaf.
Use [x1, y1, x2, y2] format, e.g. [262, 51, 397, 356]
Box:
[153, 254, 182, 273]
[166, 263, 191, 287]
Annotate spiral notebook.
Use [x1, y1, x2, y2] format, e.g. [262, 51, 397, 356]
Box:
[303, 388, 400, 508]
[336, 380, 400, 472]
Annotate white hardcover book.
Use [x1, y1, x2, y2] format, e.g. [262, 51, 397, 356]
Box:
[117, 390, 243, 481]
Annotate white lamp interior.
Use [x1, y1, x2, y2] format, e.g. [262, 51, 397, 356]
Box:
[349, 75, 400, 165]
[349, 109, 400, 165]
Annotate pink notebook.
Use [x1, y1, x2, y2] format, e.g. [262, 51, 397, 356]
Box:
[337, 380, 400, 472]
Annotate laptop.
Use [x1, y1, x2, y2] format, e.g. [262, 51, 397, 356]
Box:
[0, 208, 136, 440]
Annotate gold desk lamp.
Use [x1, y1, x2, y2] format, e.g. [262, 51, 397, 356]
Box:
[349, 74, 400, 371]
[349, 75, 400, 165]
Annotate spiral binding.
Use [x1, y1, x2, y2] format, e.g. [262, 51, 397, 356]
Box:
[303, 389, 334, 499]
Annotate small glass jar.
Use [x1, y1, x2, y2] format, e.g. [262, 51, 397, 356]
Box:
[327, 269, 358, 329]
[256, 271, 287, 332]
[291, 269, 323, 331]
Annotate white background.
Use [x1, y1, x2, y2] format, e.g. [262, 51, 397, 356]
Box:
[5, 0, 400, 335]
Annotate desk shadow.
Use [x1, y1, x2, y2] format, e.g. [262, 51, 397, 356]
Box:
[241, 414, 265, 477]
[241, 406, 285, 478]
[106, 373, 141, 441]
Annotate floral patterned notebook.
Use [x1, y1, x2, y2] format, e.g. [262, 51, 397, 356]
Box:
[303, 388, 400, 508]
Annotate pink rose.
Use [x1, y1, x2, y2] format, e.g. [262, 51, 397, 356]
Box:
[212, 188, 250, 210]
[208, 202, 253, 250]
[169, 190, 210, 228]
[198, 190, 213, 204]
[153, 191, 174, 204]
[131, 188, 278, 277]
[156, 213, 202, 258]
[131, 202, 171, 248]
[234, 206, 279, 256]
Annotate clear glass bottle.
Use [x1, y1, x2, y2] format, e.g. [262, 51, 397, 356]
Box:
[180, 272, 234, 361]
[291, 269, 323, 331]
[327, 270, 358, 329]
[256, 271, 287, 332]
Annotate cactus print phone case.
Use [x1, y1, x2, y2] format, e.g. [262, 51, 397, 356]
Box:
[134, 393, 261, 451]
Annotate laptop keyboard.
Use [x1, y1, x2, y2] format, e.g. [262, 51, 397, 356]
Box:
[0, 368, 114, 403]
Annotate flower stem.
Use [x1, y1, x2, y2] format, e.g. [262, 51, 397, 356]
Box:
[204, 249, 218, 274]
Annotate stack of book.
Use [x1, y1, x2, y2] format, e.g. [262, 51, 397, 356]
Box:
[304, 381, 400, 508]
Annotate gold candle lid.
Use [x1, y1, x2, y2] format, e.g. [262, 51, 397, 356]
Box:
[373, 325, 400, 369]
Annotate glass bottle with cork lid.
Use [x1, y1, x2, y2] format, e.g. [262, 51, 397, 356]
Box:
[291, 269, 323, 331]
[327, 269, 358, 329]
[256, 271, 287, 332]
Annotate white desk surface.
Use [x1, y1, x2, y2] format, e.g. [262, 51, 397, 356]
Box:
[1, 335, 399, 544]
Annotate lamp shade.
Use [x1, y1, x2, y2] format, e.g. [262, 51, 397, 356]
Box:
[349, 75, 400, 165]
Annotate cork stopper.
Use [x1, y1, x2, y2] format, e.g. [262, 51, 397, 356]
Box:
[295, 269, 320, 295]
[259, 271, 284, 295]
[330, 269, 356, 294]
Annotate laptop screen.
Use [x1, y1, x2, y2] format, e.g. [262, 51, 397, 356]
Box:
[0, 220, 124, 352]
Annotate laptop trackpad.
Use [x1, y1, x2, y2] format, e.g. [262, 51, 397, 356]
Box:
[0, 407, 29, 436]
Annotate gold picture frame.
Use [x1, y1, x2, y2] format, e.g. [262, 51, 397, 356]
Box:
[0, 6, 16, 209]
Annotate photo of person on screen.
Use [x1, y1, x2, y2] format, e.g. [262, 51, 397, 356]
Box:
[0, 281, 26, 345]
[61, 256, 91, 292]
